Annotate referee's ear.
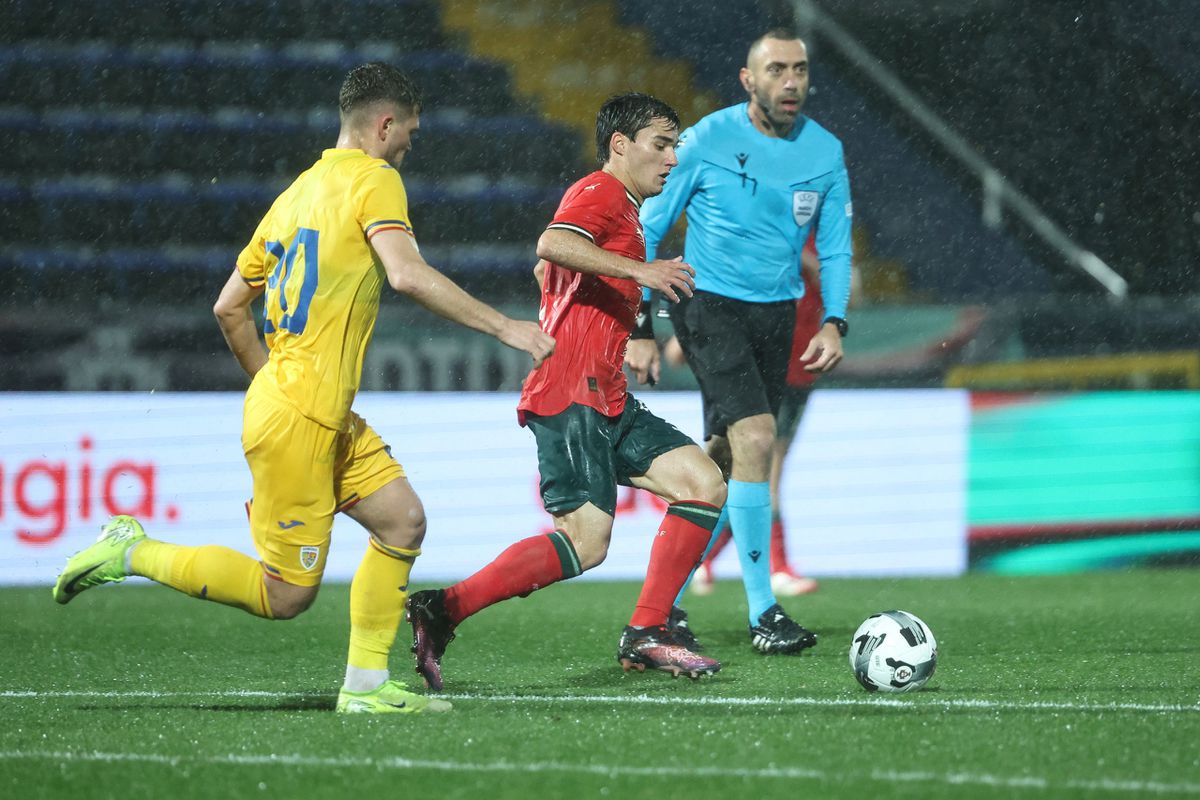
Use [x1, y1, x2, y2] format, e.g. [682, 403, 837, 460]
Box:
[739, 67, 754, 95]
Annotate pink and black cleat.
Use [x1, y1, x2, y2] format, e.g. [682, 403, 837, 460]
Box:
[617, 624, 721, 679]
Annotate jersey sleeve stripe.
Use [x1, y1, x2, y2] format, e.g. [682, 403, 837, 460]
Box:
[365, 220, 414, 238]
[546, 222, 595, 242]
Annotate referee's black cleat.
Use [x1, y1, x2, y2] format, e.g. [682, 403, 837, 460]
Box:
[406, 589, 456, 692]
[749, 604, 818, 654]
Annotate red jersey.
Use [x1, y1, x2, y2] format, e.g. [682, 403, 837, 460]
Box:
[519, 171, 645, 422]
[787, 237, 824, 387]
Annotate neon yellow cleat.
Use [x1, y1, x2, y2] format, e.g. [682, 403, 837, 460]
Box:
[52, 515, 147, 605]
[336, 679, 452, 714]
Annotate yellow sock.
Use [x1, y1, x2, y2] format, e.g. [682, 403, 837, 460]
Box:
[347, 538, 419, 671]
[131, 540, 273, 619]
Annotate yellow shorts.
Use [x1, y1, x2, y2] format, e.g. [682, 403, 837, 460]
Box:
[242, 387, 404, 586]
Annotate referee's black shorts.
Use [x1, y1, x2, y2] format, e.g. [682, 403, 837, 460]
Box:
[668, 289, 796, 440]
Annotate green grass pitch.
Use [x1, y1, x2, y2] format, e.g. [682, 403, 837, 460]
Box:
[2, 570, 1198, 799]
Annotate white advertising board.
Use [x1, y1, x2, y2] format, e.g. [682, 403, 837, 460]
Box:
[0, 390, 968, 585]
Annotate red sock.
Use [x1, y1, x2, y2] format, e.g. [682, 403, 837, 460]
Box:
[629, 501, 721, 628]
[445, 530, 581, 625]
[769, 513, 790, 574]
[702, 525, 733, 569]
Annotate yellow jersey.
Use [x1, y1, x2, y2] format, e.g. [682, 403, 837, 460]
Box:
[236, 148, 414, 430]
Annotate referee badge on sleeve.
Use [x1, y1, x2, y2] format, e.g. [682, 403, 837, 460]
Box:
[792, 191, 820, 226]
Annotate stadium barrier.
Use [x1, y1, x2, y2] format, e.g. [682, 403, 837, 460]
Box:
[945, 351, 1200, 390]
[7, 390, 1197, 585]
[0, 390, 970, 585]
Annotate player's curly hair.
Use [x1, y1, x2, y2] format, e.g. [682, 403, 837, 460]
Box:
[595, 92, 680, 165]
[339, 62, 423, 118]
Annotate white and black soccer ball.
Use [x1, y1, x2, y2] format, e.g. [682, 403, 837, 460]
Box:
[849, 610, 937, 693]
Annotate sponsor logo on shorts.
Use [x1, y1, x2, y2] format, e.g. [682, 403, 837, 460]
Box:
[299, 546, 320, 571]
[278, 519, 305, 530]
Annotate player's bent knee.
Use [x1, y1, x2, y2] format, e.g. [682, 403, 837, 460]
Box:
[265, 581, 319, 620]
[578, 545, 608, 572]
[694, 463, 727, 508]
[270, 594, 316, 620]
[374, 507, 426, 550]
[566, 532, 609, 571]
[386, 513, 429, 551]
[558, 526, 611, 572]
[400, 502, 428, 544]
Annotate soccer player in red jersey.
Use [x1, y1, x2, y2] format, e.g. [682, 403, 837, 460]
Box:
[406, 93, 728, 686]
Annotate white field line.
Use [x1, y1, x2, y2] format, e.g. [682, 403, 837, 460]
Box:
[3, 689, 1198, 715]
[0, 749, 1197, 795]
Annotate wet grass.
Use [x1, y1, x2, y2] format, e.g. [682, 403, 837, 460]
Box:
[2, 570, 1198, 799]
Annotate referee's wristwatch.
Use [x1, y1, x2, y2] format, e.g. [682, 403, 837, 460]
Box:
[822, 315, 849, 337]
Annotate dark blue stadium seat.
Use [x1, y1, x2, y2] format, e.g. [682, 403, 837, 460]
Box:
[0, 43, 519, 115]
[0, 1, 588, 284]
[0, 106, 581, 181]
[10, 176, 560, 248]
[0, 0, 445, 49]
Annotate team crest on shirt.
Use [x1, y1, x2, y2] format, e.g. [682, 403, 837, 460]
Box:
[792, 191, 820, 227]
[299, 546, 320, 571]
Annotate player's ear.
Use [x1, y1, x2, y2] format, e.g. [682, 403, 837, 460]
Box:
[377, 112, 395, 142]
[739, 67, 753, 93]
[610, 131, 627, 158]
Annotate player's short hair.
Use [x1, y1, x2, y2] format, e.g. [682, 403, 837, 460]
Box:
[747, 27, 805, 63]
[595, 92, 680, 164]
[339, 62, 423, 119]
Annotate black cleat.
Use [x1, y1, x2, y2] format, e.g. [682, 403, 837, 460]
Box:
[667, 605, 705, 652]
[749, 603, 818, 654]
[617, 624, 721, 679]
[406, 589, 456, 692]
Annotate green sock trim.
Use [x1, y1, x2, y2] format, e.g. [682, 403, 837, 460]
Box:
[547, 530, 582, 578]
[667, 501, 722, 532]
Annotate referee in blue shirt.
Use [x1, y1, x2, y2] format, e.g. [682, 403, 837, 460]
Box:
[638, 28, 852, 655]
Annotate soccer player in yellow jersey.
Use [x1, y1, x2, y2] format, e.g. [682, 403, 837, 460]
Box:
[52, 63, 555, 714]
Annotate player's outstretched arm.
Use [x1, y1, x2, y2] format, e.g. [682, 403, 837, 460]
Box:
[372, 229, 555, 367]
[536, 229, 696, 303]
[213, 268, 268, 378]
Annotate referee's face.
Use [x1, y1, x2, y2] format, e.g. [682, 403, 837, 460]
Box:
[742, 37, 810, 136]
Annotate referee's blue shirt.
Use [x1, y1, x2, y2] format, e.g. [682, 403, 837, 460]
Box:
[640, 102, 852, 318]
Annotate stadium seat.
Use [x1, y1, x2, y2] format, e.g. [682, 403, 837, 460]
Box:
[0, 1, 586, 284]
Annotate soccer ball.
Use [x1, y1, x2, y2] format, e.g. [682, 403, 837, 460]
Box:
[849, 610, 937, 693]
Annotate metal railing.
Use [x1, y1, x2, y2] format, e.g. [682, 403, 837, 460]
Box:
[792, 0, 1129, 299]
